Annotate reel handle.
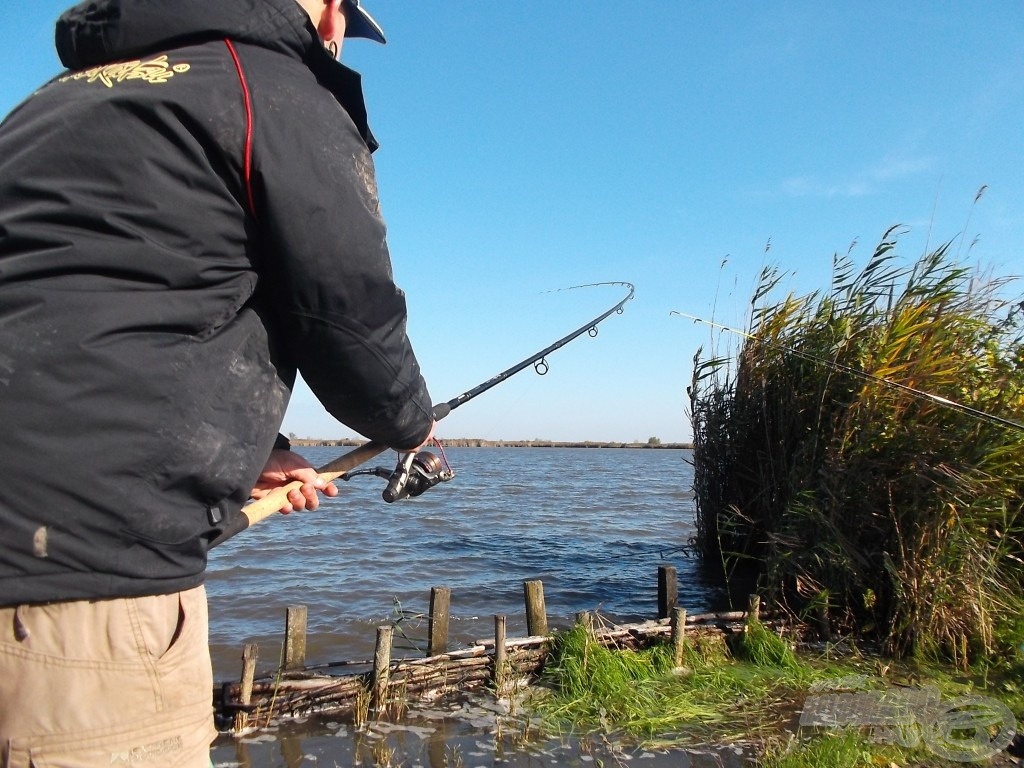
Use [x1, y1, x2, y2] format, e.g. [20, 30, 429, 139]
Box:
[382, 451, 417, 503]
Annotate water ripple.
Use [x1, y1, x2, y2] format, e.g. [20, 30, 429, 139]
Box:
[207, 448, 715, 679]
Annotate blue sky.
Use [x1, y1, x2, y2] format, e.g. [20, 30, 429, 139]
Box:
[3, 2, 1022, 444]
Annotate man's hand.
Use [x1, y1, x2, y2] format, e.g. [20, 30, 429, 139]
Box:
[250, 449, 339, 513]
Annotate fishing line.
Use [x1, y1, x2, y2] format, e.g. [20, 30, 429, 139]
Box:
[672, 311, 1024, 433]
[561, 544, 693, 562]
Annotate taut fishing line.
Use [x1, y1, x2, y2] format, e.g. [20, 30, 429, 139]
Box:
[672, 311, 1024, 433]
[211, 282, 634, 546]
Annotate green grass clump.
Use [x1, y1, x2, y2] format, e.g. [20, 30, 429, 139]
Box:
[537, 623, 726, 738]
[530, 619, 1016, 764]
[534, 621, 815, 745]
[690, 222, 1024, 665]
[733, 616, 802, 671]
[760, 730, 902, 768]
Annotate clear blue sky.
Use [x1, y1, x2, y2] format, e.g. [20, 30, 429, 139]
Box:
[3, 2, 1022, 443]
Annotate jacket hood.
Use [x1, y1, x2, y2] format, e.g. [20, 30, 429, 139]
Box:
[56, 0, 319, 70]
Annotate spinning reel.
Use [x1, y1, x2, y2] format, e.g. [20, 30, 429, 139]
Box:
[210, 283, 633, 547]
[341, 446, 455, 503]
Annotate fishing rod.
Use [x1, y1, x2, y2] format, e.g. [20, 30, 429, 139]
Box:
[210, 282, 634, 547]
[672, 311, 1024, 433]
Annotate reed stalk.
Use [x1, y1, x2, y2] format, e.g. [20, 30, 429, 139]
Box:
[690, 226, 1024, 663]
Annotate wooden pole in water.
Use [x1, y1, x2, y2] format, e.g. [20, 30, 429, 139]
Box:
[493, 614, 507, 693]
[658, 565, 677, 619]
[427, 587, 451, 657]
[524, 580, 548, 636]
[234, 643, 258, 732]
[372, 625, 393, 715]
[284, 605, 307, 671]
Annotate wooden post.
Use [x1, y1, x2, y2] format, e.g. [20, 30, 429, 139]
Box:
[427, 587, 451, 657]
[233, 643, 258, 732]
[815, 603, 832, 641]
[493, 614, 507, 693]
[671, 607, 687, 667]
[371, 625, 393, 715]
[658, 565, 677, 619]
[748, 594, 761, 622]
[524, 580, 548, 636]
[284, 605, 307, 671]
[575, 610, 594, 633]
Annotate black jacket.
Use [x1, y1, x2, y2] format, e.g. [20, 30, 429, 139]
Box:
[0, 0, 434, 605]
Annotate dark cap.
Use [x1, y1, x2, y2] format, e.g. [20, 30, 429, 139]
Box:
[344, 0, 386, 44]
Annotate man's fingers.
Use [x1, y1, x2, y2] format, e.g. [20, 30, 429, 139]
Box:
[293, 481, 328, 511]
[300, 483, 320, 511]
[263, 476, 337, 515]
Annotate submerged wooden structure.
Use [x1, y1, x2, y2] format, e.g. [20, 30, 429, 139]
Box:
[216, 568, 780, 732]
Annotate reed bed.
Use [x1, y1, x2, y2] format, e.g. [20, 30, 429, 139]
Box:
[689, 226, 1024, 664]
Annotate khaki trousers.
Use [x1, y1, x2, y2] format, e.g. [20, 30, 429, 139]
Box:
[0, 585, 216, 768]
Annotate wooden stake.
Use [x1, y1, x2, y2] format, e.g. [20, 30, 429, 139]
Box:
[576, 611, 594, 633]
[748, 594, 761, 622]
[816, 605, 832, 640]
[493, 614, 507, 693]
[233, 643, 258, 732]
[658, 565, 677, 619]
[524, 580, 548, 636]
[427, 587, 451, 657]
[671, 607, 687, 667]
[372, 625, 393, 714]
[284, 605, 307, 671]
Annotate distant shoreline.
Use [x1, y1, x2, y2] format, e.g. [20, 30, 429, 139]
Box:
[290, 438, 693, 450]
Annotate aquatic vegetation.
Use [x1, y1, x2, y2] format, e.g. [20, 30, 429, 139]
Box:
[760, 729, 902, 768]
[532, 618, 809, 744]
[690, 219, 1024, 666]
[531, 615, 1015, 765]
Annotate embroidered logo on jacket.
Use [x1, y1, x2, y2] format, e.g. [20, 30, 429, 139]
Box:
[60, 55, 190, 88]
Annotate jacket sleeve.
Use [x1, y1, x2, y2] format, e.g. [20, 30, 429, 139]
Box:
[245, 53, 433, 449]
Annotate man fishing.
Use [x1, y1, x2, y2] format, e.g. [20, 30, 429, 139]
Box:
[0, 0, 434, 764]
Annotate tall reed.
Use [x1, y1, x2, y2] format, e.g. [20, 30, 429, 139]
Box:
[690, 227, 1024, 662]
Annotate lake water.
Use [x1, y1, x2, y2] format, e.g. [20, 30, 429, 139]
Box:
[207, 446, 743, 767]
